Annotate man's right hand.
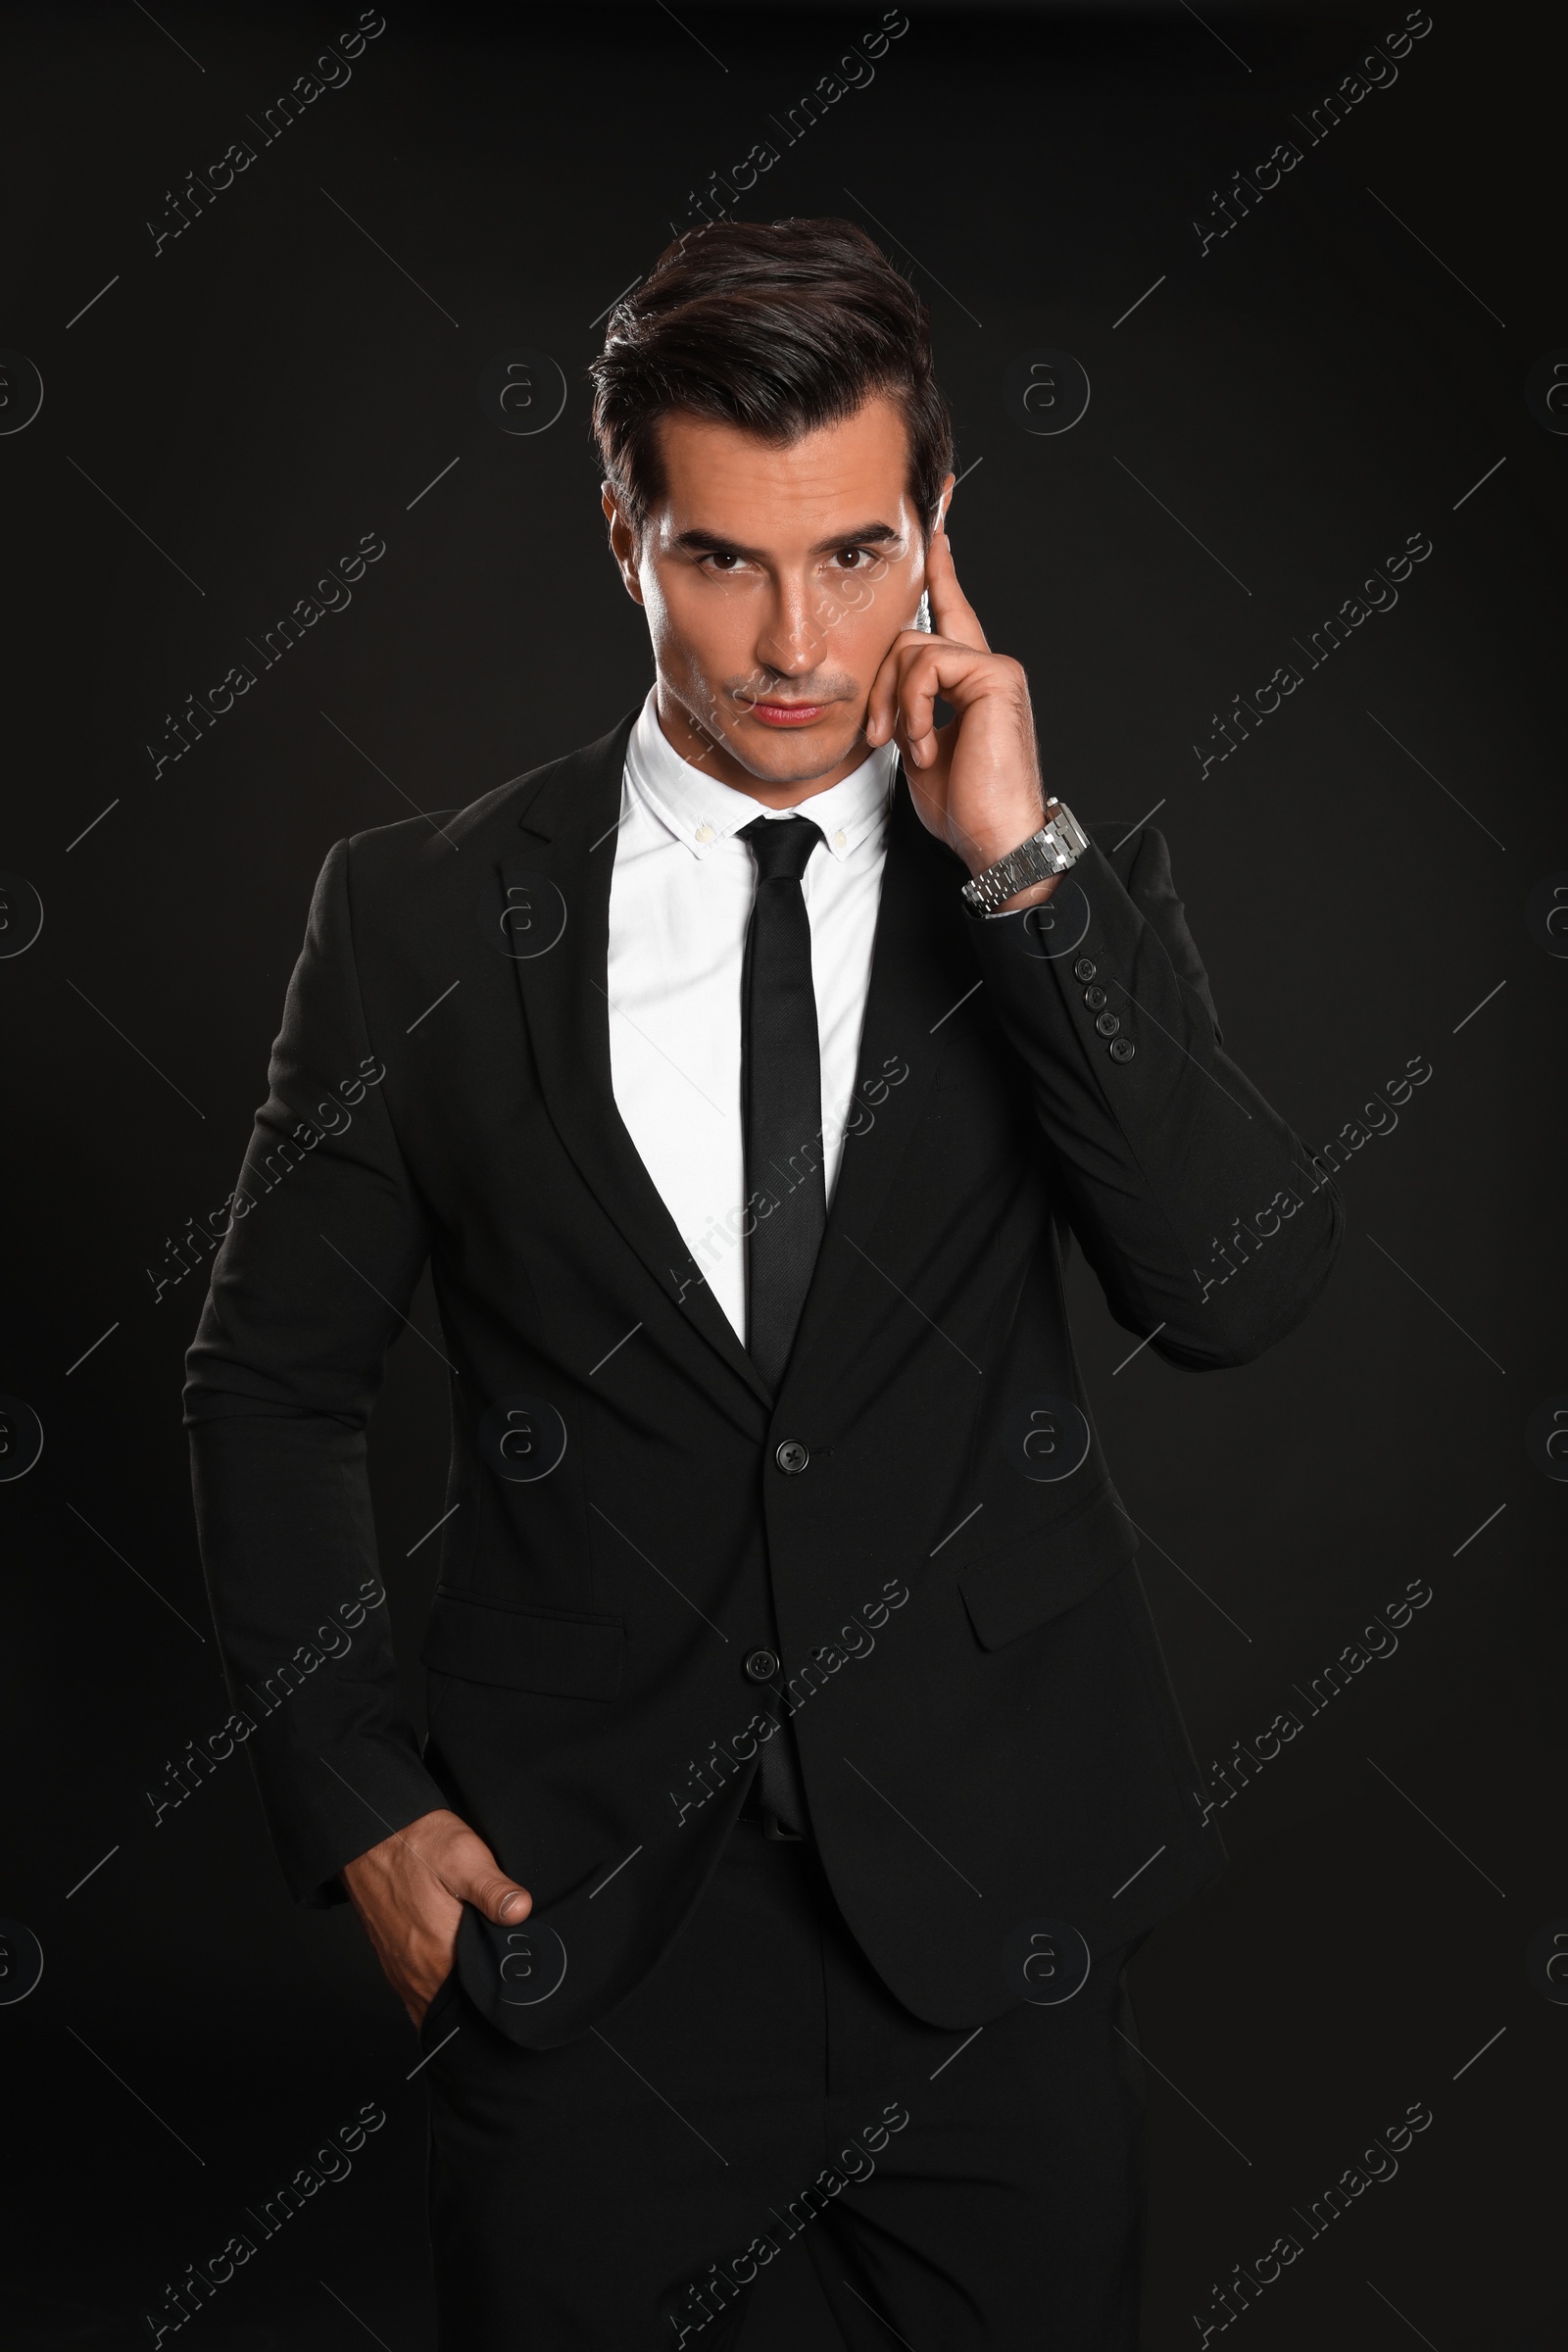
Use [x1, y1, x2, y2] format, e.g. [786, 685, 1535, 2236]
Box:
[340, 1806, 532, 2028]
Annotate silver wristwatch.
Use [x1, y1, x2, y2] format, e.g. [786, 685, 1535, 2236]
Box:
[960, 802, 1091, 914]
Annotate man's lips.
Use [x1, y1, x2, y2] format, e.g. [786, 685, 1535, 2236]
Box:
[744, 698, 829, 727]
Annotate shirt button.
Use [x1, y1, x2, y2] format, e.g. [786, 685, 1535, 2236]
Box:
[774, 1439, 809, 1475]
[695, 822, 714, 845]
[744, 1648, 780, 1683]
[1095, 1010, 1121, 1037]
[1073, 957, 1097, 982]
[832, 829, 847, 851]
[1109, 1037, 1137, 1062]
[1083, 984, 1107, 1011]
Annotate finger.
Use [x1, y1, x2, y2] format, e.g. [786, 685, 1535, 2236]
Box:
[446, 1830, 533, 1924]
[895, 636, 994, 765]
[864, 628, 928, 747]
[924, 529, 989, 652]
[893, 646, 944, 766]
[868, 622, 990, 754]
[473, 1870, 532, 1925]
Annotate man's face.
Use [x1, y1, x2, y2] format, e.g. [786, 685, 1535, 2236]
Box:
[605, 394, 949, 803]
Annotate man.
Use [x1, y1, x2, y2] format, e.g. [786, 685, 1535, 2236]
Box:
[185, 219, 1341, 2347]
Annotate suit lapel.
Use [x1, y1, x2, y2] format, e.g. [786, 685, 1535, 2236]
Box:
[499, 715, 772, 1411]
[786, 780, 976, 1386]
[498, 732, 971, 1411]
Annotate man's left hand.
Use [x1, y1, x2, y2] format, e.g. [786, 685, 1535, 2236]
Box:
[864, 529, 1057, 909]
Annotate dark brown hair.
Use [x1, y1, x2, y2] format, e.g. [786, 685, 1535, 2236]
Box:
[590, 217, 954, 536]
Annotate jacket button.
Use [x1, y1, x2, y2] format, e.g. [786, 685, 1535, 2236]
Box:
[1073, 956, 1097, 982]
[744, 1648, 780, 1683]
[1109, 1037, 1137, 1062]
[1083, 984, 1107, 1011]
[1095, 1009, 1121, 1037]
[774, 1439, 809, 1475]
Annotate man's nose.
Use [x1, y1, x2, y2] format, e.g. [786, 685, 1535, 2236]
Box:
[756, 576, 828, 676]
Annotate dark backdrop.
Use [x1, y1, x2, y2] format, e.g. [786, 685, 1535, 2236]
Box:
[1, 3, 1563, 2346]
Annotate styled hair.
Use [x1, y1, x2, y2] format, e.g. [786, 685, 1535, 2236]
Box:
[590, 217, 954, 536]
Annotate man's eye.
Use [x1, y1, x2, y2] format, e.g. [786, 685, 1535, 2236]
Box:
[704, 552, 742, 571]
[835, 547, 870, 568]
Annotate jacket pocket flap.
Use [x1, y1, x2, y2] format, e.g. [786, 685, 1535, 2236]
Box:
[957, 1482, 1139, 1649]
[420, 1589, 625, 1700]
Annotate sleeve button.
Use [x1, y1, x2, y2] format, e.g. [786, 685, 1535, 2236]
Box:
[1083, 984, 1107, 1011]
[1095, 1010, 1121, 1037]
[1108, 1037, 1137, 1062]
[1072, 956, 1097, 982]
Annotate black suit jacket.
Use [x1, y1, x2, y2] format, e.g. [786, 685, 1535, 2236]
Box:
[184, 711, 1341, 2048]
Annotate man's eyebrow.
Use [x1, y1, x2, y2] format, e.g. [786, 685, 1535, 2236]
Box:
[670, 528, 762, 558]
[811, 520, 903, 553]
[670, 520, 906, 559]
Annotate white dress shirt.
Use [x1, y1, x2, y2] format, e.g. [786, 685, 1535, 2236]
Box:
[607, 687, 897, 1343]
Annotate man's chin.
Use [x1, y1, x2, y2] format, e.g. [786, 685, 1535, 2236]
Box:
[729, 710, 869, 785]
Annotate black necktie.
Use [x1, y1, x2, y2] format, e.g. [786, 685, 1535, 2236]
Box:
[740, 814, 827, 1394]
[739, 812, 824, 1839]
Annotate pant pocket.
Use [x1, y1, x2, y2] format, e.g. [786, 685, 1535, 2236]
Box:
[416, 1964, 465, 2057]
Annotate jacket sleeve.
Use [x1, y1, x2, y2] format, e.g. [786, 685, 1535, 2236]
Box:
[968, 824, 1343, 1369]
[183, 836, 449, 1905]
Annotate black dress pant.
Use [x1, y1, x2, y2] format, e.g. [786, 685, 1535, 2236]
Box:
[419, 1816, 1149, 2349]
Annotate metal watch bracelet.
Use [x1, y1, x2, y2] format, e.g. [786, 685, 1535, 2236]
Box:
[959, 802, 1091, 914]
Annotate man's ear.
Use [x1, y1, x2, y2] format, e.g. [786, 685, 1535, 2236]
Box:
[908, 471, 957, 625]
[601, 484, 646, 606]
[932, 470, 956, 536]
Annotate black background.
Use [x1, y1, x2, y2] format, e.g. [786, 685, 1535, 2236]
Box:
[2, 2, 1564, 2345]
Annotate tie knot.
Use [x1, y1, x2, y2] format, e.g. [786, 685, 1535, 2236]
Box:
[741, 812, 823, 885]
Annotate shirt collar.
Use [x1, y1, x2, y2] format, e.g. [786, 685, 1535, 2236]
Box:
[624, 686, 896, 864]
